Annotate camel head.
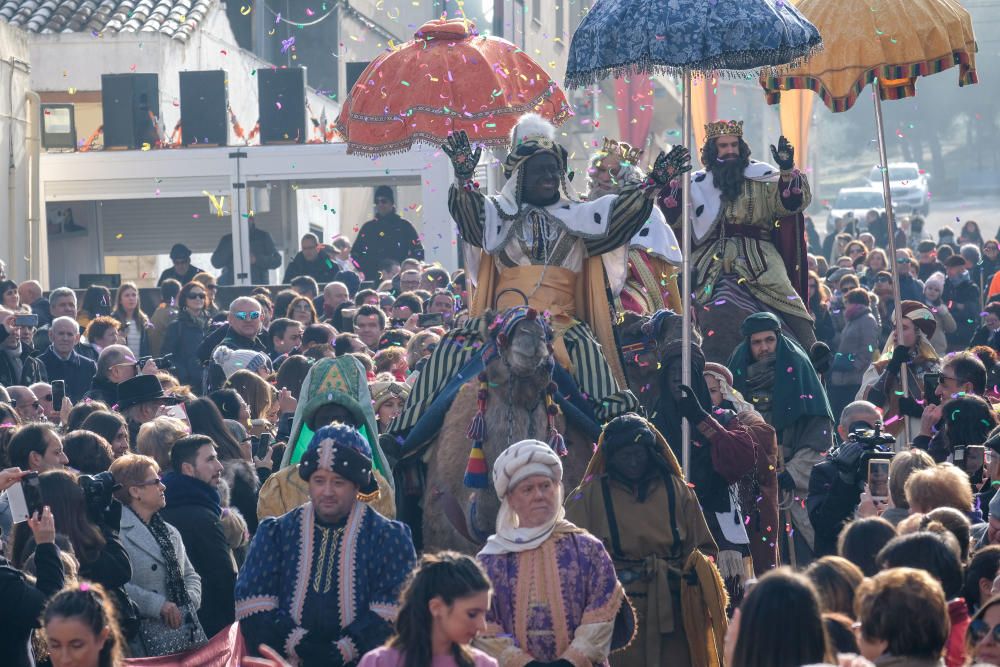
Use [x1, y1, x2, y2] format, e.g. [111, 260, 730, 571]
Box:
[490, 306, 552, 379]
[619, 308, 701, 411]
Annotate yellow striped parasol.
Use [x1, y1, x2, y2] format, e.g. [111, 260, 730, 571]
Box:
[761, 0, 978, 112]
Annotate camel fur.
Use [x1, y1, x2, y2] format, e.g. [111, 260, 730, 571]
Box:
[421, 314, 591, 554]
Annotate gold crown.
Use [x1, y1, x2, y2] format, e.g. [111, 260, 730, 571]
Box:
[601, 137, 644, 164]
[705, 120, 744, 140]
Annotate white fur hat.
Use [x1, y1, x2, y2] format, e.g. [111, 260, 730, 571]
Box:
[510, 112, 556, 148]
[492, 439, 562, 499]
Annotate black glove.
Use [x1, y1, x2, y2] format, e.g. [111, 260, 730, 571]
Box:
[295, 636, 345, 667]
[832, 442, 865, 485]
[770, 135, 795, 171]
[677, 383, 710, 425]
[810, 341, 832, 375]
[887, 345, 911, 374]
[897, 396, 926, 419]
[648, 145, 692, 187]
[777, 469, 796, 491]
[441, 130, 482, 181]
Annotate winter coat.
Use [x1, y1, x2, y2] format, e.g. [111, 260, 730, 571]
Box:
[148, 304, 179, 357]
[943, 274, 981, 349]
[162, 310, 209, 393]
[83, 375, 119, 406]
[282, 248, 340, 284]
[926, 301, 957, 356]
[160, 472, 237, 638]
[38, 346, 98, 403]
[831, 305, 880, 387]
[351, 212, 425, 280]
[211, 224, 281, 285]
[119, 506, 202, 653]
[0, 545, 64, 667]
[970, 325, 1000, 354]
[0, 343, 47, 387]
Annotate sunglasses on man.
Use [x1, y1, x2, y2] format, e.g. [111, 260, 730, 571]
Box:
[234, 311, 262, 320]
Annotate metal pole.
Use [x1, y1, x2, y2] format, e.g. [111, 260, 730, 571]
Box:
[681, 69, 692, 478]
[872, 80, 910, 444]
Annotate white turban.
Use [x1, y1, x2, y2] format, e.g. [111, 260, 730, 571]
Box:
[480, 440, 568, 557]
[492, 439, 563, 500]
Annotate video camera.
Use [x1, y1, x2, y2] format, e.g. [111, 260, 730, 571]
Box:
[846, 422, 896, 455]
[79, 471, 122, 527]
[138, 353, 174, 371]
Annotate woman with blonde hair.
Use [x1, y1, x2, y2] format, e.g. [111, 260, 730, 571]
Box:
[135, 416, 189, 471]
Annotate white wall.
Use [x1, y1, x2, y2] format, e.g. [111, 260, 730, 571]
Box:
[0, 22, 32, 282]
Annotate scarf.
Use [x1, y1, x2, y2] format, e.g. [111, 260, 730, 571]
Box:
[162, 472, 221, 518]
[744, 355, 776, 416]
[479, 485, 583, 555]
[729, 333, 833, 433]
[135, 507, 192, 607]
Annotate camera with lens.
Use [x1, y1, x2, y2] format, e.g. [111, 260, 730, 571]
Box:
[138, 353, 174, 371]
[79, 471, 122, 526]
[847, 422, 896, 453]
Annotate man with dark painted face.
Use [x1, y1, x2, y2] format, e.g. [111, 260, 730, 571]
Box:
[393, 113, 688, 440]
[565, 413, 726, 667]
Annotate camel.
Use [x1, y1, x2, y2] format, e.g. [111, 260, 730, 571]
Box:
[420, 309, 593, 554]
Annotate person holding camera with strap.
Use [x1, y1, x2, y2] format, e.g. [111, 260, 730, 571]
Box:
[806, 401, 894, 557]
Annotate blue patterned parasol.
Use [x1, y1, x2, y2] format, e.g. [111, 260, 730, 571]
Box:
[565, 0, 823, 88]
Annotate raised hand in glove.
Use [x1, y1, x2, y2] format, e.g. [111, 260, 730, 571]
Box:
[648, 145, 692, 187]
[441, 130, 482, 181]
[886, 344, 911, 374]
[677, 383, 710, 425]
[777, 469, 797, 492]
[770, 135, 795, 171]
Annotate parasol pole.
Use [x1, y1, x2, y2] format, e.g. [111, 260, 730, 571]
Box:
[681, 68, 693, 478]
[872, 78, 910, 445]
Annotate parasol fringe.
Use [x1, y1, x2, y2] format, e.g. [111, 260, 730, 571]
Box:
[564, 42, 824, 89]
[762, 47, 978, 113]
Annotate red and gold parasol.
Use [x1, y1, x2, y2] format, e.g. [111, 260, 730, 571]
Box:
[335, 18, 572, 156]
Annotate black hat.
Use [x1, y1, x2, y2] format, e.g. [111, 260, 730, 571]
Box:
[116, 375, 178, 411]
[169, 244, 192, 261]
[374, 185, 394, 203]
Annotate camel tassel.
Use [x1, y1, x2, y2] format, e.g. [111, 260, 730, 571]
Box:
[467, 373, 489, 442]
[464, 440, 488, 489]
[549, 430, 567, 457]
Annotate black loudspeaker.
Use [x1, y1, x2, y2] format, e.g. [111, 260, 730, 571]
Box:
[258, 67, 306, 144]
[180, 70, 228, 147]
[101, 73, 159, 150]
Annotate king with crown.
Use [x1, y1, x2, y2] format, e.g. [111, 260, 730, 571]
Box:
[662, 121, 816, 351]
[391, 114, 690, 444]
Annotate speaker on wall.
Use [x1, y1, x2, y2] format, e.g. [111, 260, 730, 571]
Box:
[257, 67, 306, 145]
[101, 73, 160, 150]
[179, 70, 228, 147]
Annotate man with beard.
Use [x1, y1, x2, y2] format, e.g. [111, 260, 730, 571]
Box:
[663, 120, 815, 348]
[587, 138, 683, 315]
[727, 312, 835, 566]
[392, 114, 688, 442]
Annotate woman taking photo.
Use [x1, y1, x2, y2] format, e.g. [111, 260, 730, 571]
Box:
[859, 300, 941, 445]
[110, 454, 205, 657]
[161, 281, 211, 394]
[44, 583, 126, 667]
[359, 551, 496, 667]
[110, 282, 150, 359]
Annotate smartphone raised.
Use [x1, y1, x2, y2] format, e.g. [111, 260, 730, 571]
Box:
[14, 313, 38, 328]
[965, 445, 986, 476]
[868, 459, 890, 501]
[418, 312, 445, 328]
[51, 380, 66, 412]
[162, 402, 189, 424]
[923, 372, 941, 405]
[8, 472, 44, 524]
[253, 433, 272, 460]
